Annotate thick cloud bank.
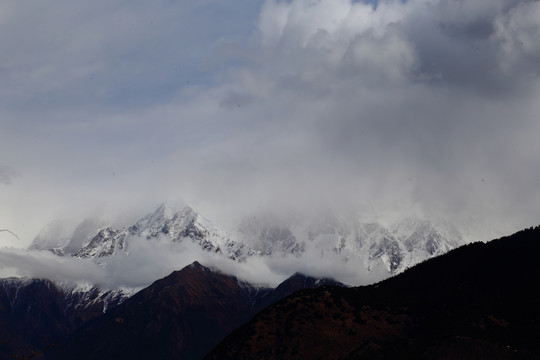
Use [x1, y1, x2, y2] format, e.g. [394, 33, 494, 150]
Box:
[1, 0, 539, 261]
[0, 235, 386, 288]
[185, 0, 540, 238]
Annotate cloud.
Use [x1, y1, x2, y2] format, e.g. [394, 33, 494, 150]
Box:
[493, 1, 540, 73]
[100, 235, 381, 288]
[252, 0, 539, 95]
[0, 233, 388, 289]
[0, 166, 17, 185]
[1, 0, 539, 253]
[0, 0, 263, 112]
[201, 0, 540, 232]
[0, 248, 104, 284]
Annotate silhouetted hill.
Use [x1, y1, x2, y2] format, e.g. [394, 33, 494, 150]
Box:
[0, 278, 113, 359]
[47, 262, 341, 360]
[206, 226, 540, 359]
[252, 273, 343, 311]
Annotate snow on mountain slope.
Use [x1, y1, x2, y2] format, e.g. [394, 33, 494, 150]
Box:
[58, 282, 137, 314]
[0, 276, 135, 359]
[355, 218, 462, 273]
[73, 227, 129, 263]
[27, 219, 77, 255]
[284, 215, 464, 274]
[28, 202, 465, 283]
[64, 217, 109, 255]
[2, 203, 467, 359]
[28, 202, 252, 265]
[238, 215, 305, 256]
[234, 210, 464, 275]
[28, 217, 109, 256]
[127, 203, 250, 260]
[0, 277, 135, 314]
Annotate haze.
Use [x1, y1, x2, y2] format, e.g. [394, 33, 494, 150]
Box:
[1, 0, 539, 250]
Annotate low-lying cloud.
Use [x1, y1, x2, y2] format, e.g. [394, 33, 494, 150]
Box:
[0, 248, 103, 284]
[0, 232, 391, 289]
[0, 166, 17, 186]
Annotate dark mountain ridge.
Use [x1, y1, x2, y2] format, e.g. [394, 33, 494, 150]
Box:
[0, 278, 123, 359]
[46, 262, 341, 360]
[4, 225, 539, 359]
[0, 263, 339, 360]
[206, 226, 540, 359]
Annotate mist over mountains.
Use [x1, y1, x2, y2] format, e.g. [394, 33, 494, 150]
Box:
[2, 0, 540, 248]
[0, 262, 341, 359]
[207, 225, 540, 359]
[0, 0, 539, 357]
[2, 201, 466, 289]
[1, 218, 538, 359]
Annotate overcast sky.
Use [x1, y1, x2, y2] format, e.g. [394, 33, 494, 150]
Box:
[1, 0, 540, 249]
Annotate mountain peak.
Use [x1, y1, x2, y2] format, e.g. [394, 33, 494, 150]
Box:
[187, 260, 211, 272]
[277, 272, 343, 291]
[155, 200, 189, 218]
[47, 261, 342, 360]
[189, 260, 203, 268]
[28, 219, 76, 252]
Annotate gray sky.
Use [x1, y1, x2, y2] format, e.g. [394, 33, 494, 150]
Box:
[2, 0, 540, 248]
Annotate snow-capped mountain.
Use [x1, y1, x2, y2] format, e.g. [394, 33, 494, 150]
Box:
[28, 219, 77, 255]
[72, 227, 129, 262]
[22, 203, 255, 316]
[29, 202, 464, 279]
[29, 217, 109, 257]
[249, 214, 465, 274]
[29, 203, 251, 264]
[0, 277, 135, 319]
[63, 217, 110, 255]
[316, 217, 463, 273]
[238, 215, 305, 256]
[205, 227, 540, 360]
[58, 282, 136, 314]
[4, 202, 467, 358]
[125, 204, 249, 260]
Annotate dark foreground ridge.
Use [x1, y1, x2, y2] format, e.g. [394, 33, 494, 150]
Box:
[0, 278, 125, 359]
[45, 262, 340, 360]
[206, 226, 540, 359]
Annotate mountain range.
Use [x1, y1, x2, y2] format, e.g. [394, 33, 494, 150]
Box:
[29, 201, 464, 275]
[29, 203, 249, 263]
[206, 226, 540, 359]
[0, 264, 339, 359]
[2, 220, 537, 359]
[0, 201, 507, 359]
[0, 277, 128, 358]
[46, 263, 341, 360]
[22, 201, 465, 324]
[0, 202, 538, 359]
